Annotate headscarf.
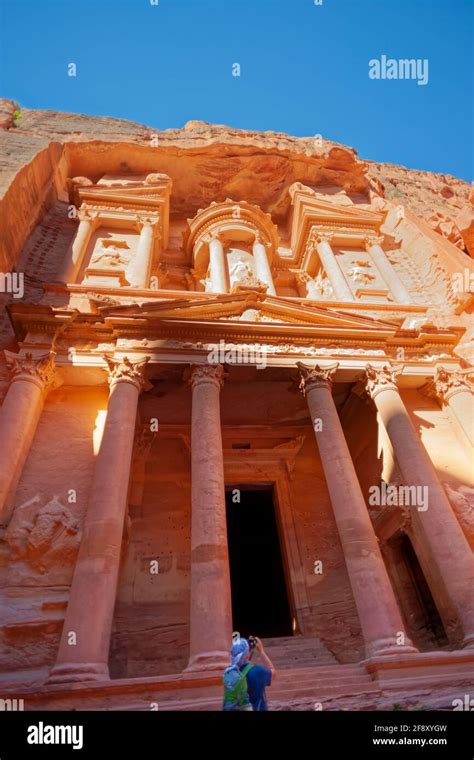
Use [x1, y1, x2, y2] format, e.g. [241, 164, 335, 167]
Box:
[230, 636, 249, 668]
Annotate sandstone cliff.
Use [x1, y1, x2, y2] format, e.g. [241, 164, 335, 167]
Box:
[0, 98, 472, 275]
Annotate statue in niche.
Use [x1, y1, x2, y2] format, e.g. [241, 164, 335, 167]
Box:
[228, 253, 265, 291]
[2, 494, 80, 573]
[90, 239, 130, 269]
[347, 259, 376, 285]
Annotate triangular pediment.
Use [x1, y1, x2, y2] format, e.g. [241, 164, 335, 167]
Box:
[97, 291, 400, 333]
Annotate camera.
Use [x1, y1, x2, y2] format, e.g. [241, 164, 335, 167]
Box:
[248, 636, 257, 651]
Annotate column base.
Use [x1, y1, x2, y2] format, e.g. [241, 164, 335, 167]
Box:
[367, 637, 419, 658]
[184, 650, 230, 673]
[46, 662, 110, 685]
[462, 633, 474, 649]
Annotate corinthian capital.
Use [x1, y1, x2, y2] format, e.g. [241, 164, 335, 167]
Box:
[103, 355, 152, 391]
[135, 213, 160, 229]
[364, 364, 403, 399]
[189, 364, 225, 390]
[5, 350, 61, 392]
[297, 361, 339, 395]
[309, 229, 334, 246]
[427, 366, 474, 403]
[364, 233, 384, 249]
[77, 207, 99, 223]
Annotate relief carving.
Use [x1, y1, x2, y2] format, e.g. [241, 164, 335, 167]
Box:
[2, 495, 80, 573]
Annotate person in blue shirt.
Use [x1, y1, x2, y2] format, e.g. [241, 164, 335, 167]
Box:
[231, 635, 276, 711]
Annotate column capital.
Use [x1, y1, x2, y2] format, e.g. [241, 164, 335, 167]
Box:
[253, 231, 271, 249]
[134, 213, 160, 231]
[189, 363, 225, 390]
[102, 355, 152, 391]
[311, 229, 335, 246]
[363, 363, 404, 400]
[297, 361, 339, 395]
[5, 350, 61, 392]
[364, 233, 385, 249]
[427, 366, 474, 403]
[206, 229, 225, 244]
[77, 207, 99, 224]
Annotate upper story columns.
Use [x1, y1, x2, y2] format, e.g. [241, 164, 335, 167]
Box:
[364, 234, 411, 304]
[57, 174, 172, 289]
[184, 199, 279, 296]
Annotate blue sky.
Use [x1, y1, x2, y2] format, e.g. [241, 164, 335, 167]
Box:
[0, 0, 472, 180]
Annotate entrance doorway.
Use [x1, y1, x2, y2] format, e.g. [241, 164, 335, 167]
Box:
[225, 485, 293, 639]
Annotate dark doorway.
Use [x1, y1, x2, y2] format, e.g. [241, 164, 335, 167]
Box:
[225, 486, 293, 639]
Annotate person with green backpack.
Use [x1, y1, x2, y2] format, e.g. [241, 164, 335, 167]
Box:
[222, 635, 275, 711]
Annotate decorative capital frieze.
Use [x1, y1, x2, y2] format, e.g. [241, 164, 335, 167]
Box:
[134, 213, 160, 231]
[426, 366, 474, 403]
[103, 355, 152, 392]
[364, 364, 404, 400]
[253, 231, 271, 249]
[77, 207, 99, 224]
[5, 350, 61, 392]
[309, 229, 335, 247]
[296, 361, 339, 395]
[364, 233, 384, 249]
[189, 363, 225, 390]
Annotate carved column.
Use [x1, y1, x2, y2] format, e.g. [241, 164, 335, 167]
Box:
[208, 232, 227, 294]
[47, 356, 150, 683]
[297, 361, 416, 658]
[186, 364, 232, 671]
[365, 235, 411, 304]
[427, 367, 474, 447]
[252, 234, 276, 296]
[128, 216, 159, 289]
[58, 208, 98, 284]
[314, 231, 354, 301]
[363, 364, 474, 647]
[0, 351, 60, 524]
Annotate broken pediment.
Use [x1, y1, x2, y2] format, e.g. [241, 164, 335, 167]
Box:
[96, 291, 401, 333]
[289, 184, 384, 265]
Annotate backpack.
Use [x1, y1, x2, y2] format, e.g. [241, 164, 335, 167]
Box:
[222, 662, 254, 711]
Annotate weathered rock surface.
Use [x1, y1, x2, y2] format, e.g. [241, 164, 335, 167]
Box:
[1, 99, 472, 275]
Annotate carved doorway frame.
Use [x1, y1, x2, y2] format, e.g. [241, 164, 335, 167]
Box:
[223, 449, 310, 636]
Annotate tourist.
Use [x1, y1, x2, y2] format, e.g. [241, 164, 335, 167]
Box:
[223, 636, 275, 711]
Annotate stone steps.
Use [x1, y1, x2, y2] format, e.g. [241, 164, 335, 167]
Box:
[92, 663, 379, 711]
[260, 635, 338, 668]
